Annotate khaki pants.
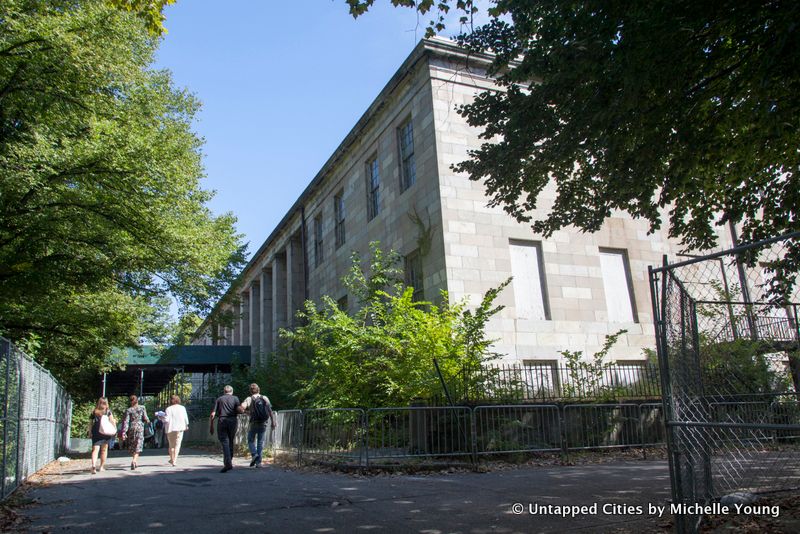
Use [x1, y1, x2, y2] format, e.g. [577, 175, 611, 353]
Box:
[167, 430, 184, 459]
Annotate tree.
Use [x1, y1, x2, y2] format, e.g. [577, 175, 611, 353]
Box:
[278, 243, 508, 408]
[0, 0, 246, 397]
[106, 0, 176, 35]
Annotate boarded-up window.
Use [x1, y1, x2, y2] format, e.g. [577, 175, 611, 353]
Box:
[509, 240, 549, 320]
[599, 248, 637, 322]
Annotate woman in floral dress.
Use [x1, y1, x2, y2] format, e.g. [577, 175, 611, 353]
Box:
[122, 394, 150, 470]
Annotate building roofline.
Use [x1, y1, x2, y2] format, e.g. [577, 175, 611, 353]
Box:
[195, 37, 495, 337]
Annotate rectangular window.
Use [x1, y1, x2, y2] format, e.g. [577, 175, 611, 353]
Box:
[404, 250, 424, 302]
[313, 214, 323, 268]
[599, 248, 637, 322]
[509, 240, 549, 320]
[398, 119, 416, 192]
[334, 190, 345, 248]
[366, 156, 380, 221]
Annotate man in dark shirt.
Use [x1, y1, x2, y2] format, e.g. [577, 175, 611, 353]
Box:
[209, 385, 240, 472]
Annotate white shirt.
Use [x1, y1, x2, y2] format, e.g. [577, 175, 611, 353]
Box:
[164, 404, 189, 433]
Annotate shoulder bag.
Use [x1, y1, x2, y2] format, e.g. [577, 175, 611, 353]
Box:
[99, 414, 116, 437]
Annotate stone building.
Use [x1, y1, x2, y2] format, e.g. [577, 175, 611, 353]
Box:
[192, 37, 737, 372]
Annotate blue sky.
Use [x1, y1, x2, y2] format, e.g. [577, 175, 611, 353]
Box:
[154, 0, 447, 260]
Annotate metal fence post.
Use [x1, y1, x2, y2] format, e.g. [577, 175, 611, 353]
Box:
[559, 404, 568, 457]
[297, 410, 304, 466]
[364, 409, 370, 469]
[469, 407, 478, 468]
[639, 403, 646, 460]
[15, 350, 23, 493]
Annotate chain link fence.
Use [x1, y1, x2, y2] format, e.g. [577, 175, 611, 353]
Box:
[649, 232, 800, 533]
[0, 337, 72, 500]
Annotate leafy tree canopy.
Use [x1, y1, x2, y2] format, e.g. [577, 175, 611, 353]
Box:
[107, 0, 176, 35]
[0, 0, 246, 398]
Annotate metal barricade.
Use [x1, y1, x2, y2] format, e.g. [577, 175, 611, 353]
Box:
[563, 404, 643, 450]
[639, 403, 666, 447]
[301, 408, 365, 466]
[272, 409, 303, 452]
[366, 406, 472, 466]
[473, 405, 561, 455]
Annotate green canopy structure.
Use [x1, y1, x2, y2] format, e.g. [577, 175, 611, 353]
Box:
[100, 345, 251, 398]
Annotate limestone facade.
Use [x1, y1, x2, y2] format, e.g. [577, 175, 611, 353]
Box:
[192, 38, 736, 368]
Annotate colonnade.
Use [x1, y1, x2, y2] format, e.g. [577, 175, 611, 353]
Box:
[196, 231, 306, 367]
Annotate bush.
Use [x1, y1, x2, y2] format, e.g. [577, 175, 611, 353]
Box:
[279, 243, 509, 408]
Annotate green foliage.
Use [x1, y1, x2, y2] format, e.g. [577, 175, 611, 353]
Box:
[346, 1, 479, 38]
[279, 243, 507, 408]
[106, 0, 176, 35]
[0, 1, 246, 398]
[695, 281, 791, 395]
[700, 338, 788, 396]
[560, 330, 627, 401]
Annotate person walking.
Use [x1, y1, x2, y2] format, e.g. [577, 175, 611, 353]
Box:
[121, 394, 150, 470]
[237, 383, 276, 468]
[88, 397, 116, 474]
[163, 395, 189, 466]
[209, 385, 240, 472]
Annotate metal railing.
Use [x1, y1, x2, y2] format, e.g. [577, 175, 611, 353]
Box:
[366, 406, 472, 466]
[0, 338, 71, 500]
[266, 401, 678, 467]
[445, 362, 662, 403]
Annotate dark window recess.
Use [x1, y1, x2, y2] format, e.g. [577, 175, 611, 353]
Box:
[314, 215, 323, 268]
[404, 251, 424, 301]
[334, 190, 345, 248]
[366, 157, 380, 221]
[398, 119, 416, 192]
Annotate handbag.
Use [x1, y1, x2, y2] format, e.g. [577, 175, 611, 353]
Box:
[99, 414, 116, 437]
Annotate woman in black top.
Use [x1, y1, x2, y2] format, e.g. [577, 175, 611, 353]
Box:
[89, 397, 116, 474]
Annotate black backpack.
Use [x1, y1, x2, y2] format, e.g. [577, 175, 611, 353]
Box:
[251, 395, 271, 423]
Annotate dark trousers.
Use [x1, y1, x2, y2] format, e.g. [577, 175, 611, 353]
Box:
[217, 417, 237, 468]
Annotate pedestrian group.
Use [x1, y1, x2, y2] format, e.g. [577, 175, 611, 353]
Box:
[89, 384, 274, 474]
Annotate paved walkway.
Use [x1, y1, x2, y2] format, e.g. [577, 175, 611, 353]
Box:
[19, 448, 672, 533]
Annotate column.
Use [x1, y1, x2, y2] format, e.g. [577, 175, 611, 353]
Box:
[240, 292, 250, 347]
[249, 281, 261, 366]
[260, 267, 273, 363]
[232, 309, 240, 345]
[286, 232, 306, 328]
[272, 252, 288, 349]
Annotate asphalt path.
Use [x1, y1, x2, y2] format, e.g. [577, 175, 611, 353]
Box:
[19, 448, 672, 533]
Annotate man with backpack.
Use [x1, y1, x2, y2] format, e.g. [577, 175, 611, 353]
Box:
[237, 383, 276, 468]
